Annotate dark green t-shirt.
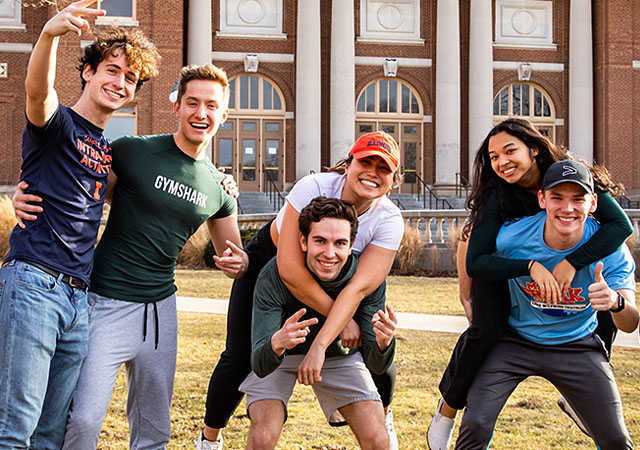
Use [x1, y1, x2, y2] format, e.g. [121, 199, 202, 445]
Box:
[90, 134, 236, 302]
[250, 255, 395, 378]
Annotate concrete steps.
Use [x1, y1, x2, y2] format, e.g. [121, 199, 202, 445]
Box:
[237, 192, 283, 214]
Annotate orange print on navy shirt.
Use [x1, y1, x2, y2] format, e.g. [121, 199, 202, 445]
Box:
[77, 136, 112, 175]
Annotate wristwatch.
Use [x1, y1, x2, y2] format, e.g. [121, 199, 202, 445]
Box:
[610, 292, 625, 313]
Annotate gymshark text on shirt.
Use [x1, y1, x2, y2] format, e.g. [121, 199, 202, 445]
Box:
[154, 175, 208, 208]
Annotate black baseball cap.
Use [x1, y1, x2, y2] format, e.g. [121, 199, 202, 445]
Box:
[542, 160, 594, 194]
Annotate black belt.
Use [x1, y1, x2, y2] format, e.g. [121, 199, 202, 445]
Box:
[27, 261, 89, 291]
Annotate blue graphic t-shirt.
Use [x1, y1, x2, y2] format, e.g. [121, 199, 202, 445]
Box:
[495, 212, 635, 345]
[6, 105, 111, 284]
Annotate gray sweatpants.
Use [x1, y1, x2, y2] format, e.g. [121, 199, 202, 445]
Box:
[62, 292, 178, 450]
[456, 330, 632, 450]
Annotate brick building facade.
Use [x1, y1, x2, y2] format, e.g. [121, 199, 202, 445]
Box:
[1, 0, 639, 195]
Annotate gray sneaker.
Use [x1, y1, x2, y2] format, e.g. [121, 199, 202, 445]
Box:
[195, 431, 223, 450]
[427, 398, 454, 450]
[558, 396, 591, 437]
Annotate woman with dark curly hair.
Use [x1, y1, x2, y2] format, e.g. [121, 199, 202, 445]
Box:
[427, 118, 633, 450]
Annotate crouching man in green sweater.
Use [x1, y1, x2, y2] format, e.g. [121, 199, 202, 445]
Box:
[240, 196, 397, 450]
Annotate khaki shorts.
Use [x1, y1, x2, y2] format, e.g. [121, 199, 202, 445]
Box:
[239, 352, 381, 426]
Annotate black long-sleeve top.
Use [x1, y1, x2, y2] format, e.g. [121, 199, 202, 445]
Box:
[466, 189, 633, 280]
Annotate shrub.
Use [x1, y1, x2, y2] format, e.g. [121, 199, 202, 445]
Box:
[241, 227, 260, 247]
[177, 224, 210, 269]
[394, 222, 424, 275]
[0, 196, 17, 260]
[203, 240, 217, 269]
[179, 223, 263, 270]
[447, 222, 467, 264]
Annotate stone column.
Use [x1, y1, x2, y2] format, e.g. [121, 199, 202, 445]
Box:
[296, 0, 322, 177]
[569, 0, 593, 163]
[435, 0, 461, 189]
[187, 0, 213, 158]
[330, 0, 355, 165]
[187, 0, 212, 66]
[468, 0, 493, 175]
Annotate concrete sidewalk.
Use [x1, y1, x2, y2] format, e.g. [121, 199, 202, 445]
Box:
[177, 296, 640, 349]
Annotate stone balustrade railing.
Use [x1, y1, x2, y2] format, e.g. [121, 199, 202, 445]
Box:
[239, 210, 640, 275]
[629, 210, 640, 239]
[239, 210, 640, 244]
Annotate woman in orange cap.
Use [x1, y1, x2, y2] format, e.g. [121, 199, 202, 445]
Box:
[199, 131, 404, 450]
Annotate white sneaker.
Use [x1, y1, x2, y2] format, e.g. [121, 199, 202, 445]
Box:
[385, 409, 399, 450]
[427, 398, 455, 450]
[195, 431, 223, 450]
[558, 396, 591, 437]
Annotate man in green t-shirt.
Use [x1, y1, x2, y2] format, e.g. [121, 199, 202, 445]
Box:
[15, 64, 248, 449]
[241, 197, 397, 450]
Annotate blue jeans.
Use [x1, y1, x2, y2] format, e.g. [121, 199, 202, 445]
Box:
[0, 261, 89, 449]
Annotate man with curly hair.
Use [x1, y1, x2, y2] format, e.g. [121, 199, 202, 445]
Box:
[57, 63, 248, 450]
[0, 1, 159, 448]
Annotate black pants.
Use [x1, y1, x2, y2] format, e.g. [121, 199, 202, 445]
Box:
[204, 223, 396, 428]
[438, 278, 618, 410]
[456, 330, 631, 450]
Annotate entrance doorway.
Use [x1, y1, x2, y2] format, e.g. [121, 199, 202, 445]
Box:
[213, 118, 285, 191]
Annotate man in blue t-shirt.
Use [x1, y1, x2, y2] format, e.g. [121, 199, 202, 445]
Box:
[455, 161, 638, 450]
[0, 1, 160, 448]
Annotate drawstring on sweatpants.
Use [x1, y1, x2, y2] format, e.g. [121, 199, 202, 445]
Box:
[143, 302, 159, 349]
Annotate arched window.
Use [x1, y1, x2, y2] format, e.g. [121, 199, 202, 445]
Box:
[215, 75, 286, 192]
[356, 79, 421, 116]
[356, 79, 423, 192]
[493, 82, 556, 140]
[228, 75, 284, 113]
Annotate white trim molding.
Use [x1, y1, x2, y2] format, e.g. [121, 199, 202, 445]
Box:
[554, 118, 564, 126]
[0, 24, 25, 31]
[493, 42, 557, 50]
[0, 43, 32, 53]
[493, 61, 564, 72]
[215, 31, 287, 40]
[357, 36, 425, 45]
[423, 115, 432, 123]
[355, 56, 431, 68]
[211, 51, 294, 63]
[96, 18, 139, 27]
[633, 61, 640, 70]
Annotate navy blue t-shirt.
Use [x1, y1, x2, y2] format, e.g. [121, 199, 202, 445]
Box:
[6, 105, 112, 284]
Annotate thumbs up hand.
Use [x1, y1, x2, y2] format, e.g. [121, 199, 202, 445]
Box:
[588, 262, 616, 311]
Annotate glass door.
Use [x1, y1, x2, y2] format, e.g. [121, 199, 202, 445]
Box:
[263, 120, 284, 190]
[239, 120, 260, 191]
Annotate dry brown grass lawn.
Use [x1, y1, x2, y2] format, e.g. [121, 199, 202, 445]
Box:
[97, 313, 640, 449]
[174, 269, 463, 316]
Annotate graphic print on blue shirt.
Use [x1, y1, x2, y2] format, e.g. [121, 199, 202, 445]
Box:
[518, 279, 588, 316]
[495, 212, 635, 345]
[5, 105, 112, 284]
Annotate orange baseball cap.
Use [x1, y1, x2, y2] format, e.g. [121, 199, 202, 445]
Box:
[349, 131, 399, 172]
